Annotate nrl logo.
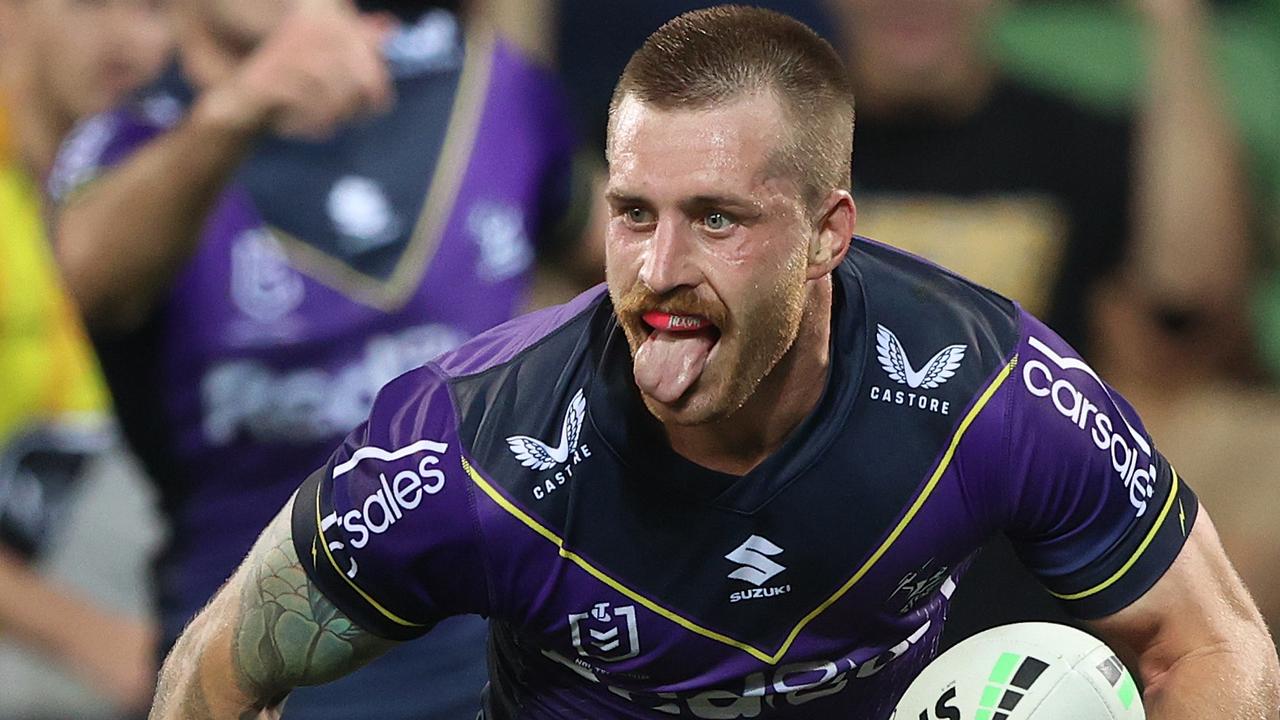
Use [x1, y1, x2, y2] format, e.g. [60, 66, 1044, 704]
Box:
[569, 602, 640, 663]
[506, 388, 589, 472]
[875, 325, 966, 390]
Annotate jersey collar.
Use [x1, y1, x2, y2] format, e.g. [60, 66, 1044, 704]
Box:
[586, 256, 867, 514]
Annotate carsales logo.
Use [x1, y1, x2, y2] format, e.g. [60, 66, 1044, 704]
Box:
[1021, 337, 1155, 517]
[320, 439, 449, 579]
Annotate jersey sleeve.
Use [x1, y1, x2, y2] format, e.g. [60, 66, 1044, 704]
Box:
[291, 364, 491, 641]
[989, 309, 1198, 619]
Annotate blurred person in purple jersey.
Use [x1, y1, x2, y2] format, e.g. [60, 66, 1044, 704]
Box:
[833, 0, 1257, 647]
[47, 0, 596, 717]
[0, 0, 169, 714]
[148, 7, 1276, 719]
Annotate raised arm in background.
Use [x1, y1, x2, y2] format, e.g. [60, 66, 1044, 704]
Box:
[0, 548, 156, 713]
[54, 0, 391, 332]
[149, 494, 396, 720]
[1128, 0, 1251, 338]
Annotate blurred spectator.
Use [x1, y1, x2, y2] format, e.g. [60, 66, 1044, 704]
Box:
[997, 0, 1280, 630]
[0, 0, 169, 716]
[831, 0, 1253, 646]
[0, 0, 170, 174]
[556, 0, 837, 155]
[48, 0, 595, 717]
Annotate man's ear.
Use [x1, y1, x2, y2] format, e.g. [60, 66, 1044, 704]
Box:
[807, 190, 856, 280]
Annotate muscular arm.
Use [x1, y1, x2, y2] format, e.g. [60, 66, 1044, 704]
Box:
[150, 495, 396, 720]
[1090, 512, 1280, 719]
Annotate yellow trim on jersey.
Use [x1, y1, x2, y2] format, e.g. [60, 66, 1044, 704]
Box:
[312, 477, 429, 629]
[462, 455, 777, 663]
[1048, 467, 1183, 602]
[771, 355, 1016, 659]
[273, 25, 496, 313]
[461, 356, 1017, 665]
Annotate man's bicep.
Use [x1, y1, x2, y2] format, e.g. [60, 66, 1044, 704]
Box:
[230, 492, 397, 697]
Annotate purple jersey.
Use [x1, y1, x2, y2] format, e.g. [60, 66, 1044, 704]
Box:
[293, 237, 1197, 719]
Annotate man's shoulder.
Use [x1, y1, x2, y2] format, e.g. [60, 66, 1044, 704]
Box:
[847, 236, 1023, 353]
[432, 284, 607, 380]
[357, 285, 607, 465]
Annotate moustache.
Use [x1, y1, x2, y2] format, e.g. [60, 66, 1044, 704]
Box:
[614, 285, 729, 331]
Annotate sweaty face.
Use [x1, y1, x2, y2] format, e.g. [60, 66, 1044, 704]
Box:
[26, 0, 172, 119]
[605, 93, 813, 426]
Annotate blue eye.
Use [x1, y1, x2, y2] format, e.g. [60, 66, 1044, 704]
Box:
[625, 207, 653, 225]
[704, 212, 732, 231]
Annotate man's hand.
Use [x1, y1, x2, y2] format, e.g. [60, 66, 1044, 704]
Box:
[54, 1, 394, 330]
[149, 494, 395, 719]
[197, 0, 393, 140]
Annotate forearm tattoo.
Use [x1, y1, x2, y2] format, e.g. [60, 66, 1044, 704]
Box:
[232, 507, 392, 700]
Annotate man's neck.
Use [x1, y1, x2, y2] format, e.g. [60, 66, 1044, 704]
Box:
[2, 62, 73, 177]
[664, 278, 834, 476]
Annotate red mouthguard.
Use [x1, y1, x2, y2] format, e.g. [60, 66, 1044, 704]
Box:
[643, 311, 709, 332]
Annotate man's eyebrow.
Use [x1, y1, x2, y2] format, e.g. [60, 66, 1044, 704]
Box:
[603, 189, 648, 206]
[602, 191, 764, 217]
[680, 195, 764, 217]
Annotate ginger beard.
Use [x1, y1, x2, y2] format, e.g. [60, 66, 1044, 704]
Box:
[609, 241, 810, 426]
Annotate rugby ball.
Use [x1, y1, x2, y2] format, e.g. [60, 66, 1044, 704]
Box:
[892, 622, 1144, 720]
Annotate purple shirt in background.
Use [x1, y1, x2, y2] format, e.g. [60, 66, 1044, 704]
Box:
[51, 10, 579, 718]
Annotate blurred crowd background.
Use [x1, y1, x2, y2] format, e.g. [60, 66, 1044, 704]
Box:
[1, 0, 1278, 718]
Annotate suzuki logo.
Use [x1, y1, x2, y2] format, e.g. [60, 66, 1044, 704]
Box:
[725, 535, 786, 586]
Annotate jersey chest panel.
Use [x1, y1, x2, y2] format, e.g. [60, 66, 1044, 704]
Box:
[450, 255, 1021, 688]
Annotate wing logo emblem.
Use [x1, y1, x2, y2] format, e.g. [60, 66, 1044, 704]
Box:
[506, 388, 588, 471]
[876, 324, 967, 390]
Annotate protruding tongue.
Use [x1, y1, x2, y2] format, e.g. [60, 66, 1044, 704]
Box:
[634, 312, 716, 404]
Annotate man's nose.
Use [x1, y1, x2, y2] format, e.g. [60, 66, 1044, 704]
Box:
[638, 219, 700, 294]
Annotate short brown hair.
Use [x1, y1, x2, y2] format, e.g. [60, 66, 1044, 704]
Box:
[608, 5, 854, 209]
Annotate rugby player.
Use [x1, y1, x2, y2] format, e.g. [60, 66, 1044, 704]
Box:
[50, 0, 588, 717]
[150, 7, 1280, 719]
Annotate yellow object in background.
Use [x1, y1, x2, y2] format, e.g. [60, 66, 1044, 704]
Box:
[0, 101, 110, 472]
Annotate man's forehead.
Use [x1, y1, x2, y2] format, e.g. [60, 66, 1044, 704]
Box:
[607, 93, 791, 191]
[610, 93, 788, 150]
